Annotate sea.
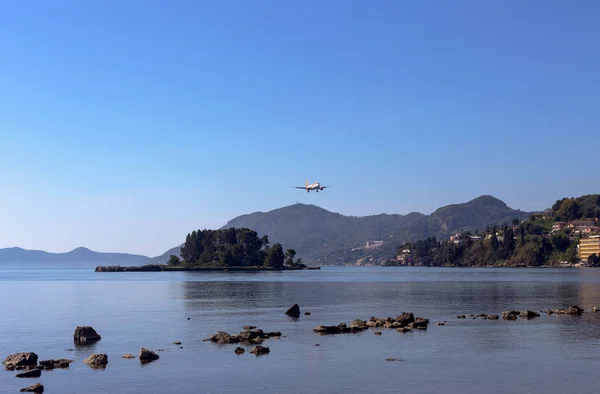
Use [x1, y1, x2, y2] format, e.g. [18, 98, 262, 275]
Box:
[1, 266, 600, 394]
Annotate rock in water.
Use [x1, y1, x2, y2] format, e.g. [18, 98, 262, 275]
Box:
[15, 369, 42, 378]
[285, 304, 300, 317]
[83, 354, 108, 368]
[520, 310, 540, 319]
[20, 383, 44, 393]
[206, 331, 241, 344]
[349, 319, 368, 330]
[3, 352, 38, 371]
[122, 354, 136, 359]
[139, 348, 159, 362]
[74, 326, 101, 344]
[396, 312, 415, 326]
[38, 359, 73, 370]
[502, 311, 520, 320]
[250, 346, 270, 355]
[566, 305, 584, 315]
[234, 347, 245, 354]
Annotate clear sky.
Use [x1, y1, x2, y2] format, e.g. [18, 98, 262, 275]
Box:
[1, 0, 599, 257]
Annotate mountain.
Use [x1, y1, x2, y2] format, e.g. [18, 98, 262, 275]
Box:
[399, 195, 531, 241]
[149, 195, 531, 265]
[0, 246, 149, 268]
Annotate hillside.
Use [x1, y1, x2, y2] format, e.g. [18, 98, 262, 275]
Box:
[0, 247, 149, 268]
[388, 194, 600, 267]
[149, 195, 530, 265]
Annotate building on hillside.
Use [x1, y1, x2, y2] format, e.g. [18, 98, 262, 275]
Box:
[396, 250, 414, 265]
[552, 222, 567, 232]
[578, 235, 600, 262]
[580, 226, 600, 235]
[365, 240, 384, 249]
[569, 220, 596, 228]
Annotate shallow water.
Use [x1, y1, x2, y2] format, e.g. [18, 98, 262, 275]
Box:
[1, 266, 600, 393]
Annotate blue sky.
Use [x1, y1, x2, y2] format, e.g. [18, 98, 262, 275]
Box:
[1, 0, 599, 256]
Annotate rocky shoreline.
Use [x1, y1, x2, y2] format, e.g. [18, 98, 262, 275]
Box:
[3, 303, 595, 392]
[94, 265, 320, 272]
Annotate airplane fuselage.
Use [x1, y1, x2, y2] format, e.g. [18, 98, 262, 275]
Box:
[295, 180, 329, 192]
[306, 183, 323, 192]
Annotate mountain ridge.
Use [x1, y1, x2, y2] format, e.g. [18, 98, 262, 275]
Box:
[0, 246, 150, 267]
[146, 194, 532, 265]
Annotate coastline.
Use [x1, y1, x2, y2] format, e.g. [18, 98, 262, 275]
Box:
[94, 264, 321, 272]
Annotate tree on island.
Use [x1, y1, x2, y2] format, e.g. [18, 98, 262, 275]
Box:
[264, 243, 285, 268]
[168, 255, 181, 266]
[176, 227, 305, 268]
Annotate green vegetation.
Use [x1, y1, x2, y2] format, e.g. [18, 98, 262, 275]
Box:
[216, 196, 530, 265]
[552, 195, 600, 221]
[387, 194, 600, 267]
[170, 227, 305, 268]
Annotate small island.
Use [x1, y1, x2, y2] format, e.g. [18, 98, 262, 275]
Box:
[95, 227, 319, 272]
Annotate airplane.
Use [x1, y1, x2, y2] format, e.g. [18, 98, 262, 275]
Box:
[294, 180, 330, 193]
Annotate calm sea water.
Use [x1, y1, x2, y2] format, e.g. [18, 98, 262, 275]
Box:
[2, 266, 600, 393]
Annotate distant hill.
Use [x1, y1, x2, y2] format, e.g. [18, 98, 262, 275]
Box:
[148, 195, 531, 265]
[0, 246, 149, 268]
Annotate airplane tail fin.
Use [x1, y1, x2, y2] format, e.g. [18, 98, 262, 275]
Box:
[305, 180, 309, 187]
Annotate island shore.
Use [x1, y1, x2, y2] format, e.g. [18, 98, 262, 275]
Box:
[94, 264, 320, 272]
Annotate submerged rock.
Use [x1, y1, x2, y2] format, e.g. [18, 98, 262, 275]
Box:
[313, 322, 368, 335]
[15, 369, 42, 378]
[520, 310, 540, 319]
[234, 347, 245, 354]
[122, 354, 136, 359]
[285, 304, 301, 317]
[139, 348, 160, 363]
[374, 331, 382, 336]
[250, 345, 270, 355]
[74, 326, 101, 344]
[38, 359, 73, 370]
[304, 312, 312, 316]
[205, 329, 281, 344]
[3, 352, 38, 371]
[19, 383, 44, 393]
[546, 305, 585, 315]
[409, 317, 429, 330]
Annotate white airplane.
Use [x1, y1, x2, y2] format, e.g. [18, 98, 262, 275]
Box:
[294, 180, 330, 193]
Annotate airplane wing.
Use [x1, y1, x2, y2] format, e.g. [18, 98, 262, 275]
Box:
[293, 186, 306, 189]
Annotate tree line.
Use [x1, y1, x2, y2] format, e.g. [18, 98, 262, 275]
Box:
[167, 227, 305, 268]
[388, 194, 600, 267]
